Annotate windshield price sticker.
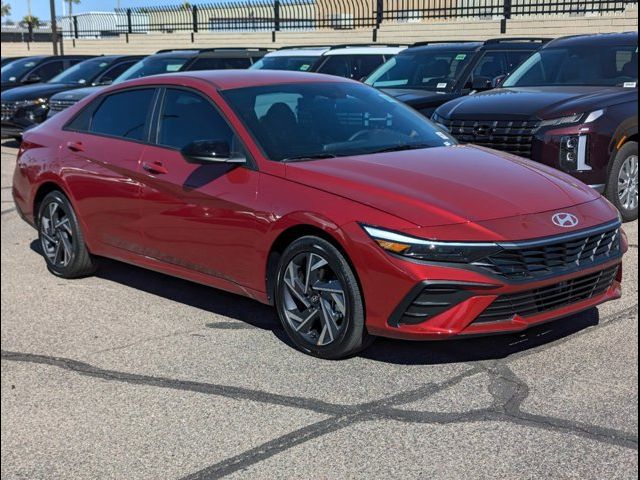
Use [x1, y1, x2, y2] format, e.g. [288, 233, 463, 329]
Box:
[437, 83, 448, 89]
[455, 54, 467, 61]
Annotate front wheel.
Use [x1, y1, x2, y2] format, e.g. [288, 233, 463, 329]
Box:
[37, 190, 97, 278]
[606, 141, 638, 222]
[274, 236, 373, 359]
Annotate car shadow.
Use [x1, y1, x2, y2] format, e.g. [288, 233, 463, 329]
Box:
[30, 240, 601, 365]
[361, 308, 599, 365]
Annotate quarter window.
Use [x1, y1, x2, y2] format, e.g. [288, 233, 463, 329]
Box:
[90, 88, 155, 141]
[157, 88, 236, 151]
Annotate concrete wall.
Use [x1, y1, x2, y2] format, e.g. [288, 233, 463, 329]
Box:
[1, 5, 637, 57]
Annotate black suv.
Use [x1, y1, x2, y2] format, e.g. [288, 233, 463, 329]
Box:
[434, 32, 638, 221]
[46, 48, 270, 117]
[366, 38, 547, 117]
[1, 55, 94, 92]
[1, 55, 144, 138]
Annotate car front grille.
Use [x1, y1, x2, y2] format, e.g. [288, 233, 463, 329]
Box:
[1, 101, 18, 121]
[440, 118, 540, 158]
[472, 223, 622, 281]
[48, 99, 78, 115]
[474, 265, 619, 324]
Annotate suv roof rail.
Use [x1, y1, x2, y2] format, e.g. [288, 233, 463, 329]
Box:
[329, 43, 407, 49]
[276, 45, 332, 50]
[484, 37, 551, 44]
[155, 47, 272, 54]
[410, 40, 482, 47]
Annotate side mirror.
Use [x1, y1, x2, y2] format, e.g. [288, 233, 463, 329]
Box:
[23, 74, 42, 84]
[471, 76, 492, 91]
[181, 140, 244, 164]
[492, 74, 507, 88]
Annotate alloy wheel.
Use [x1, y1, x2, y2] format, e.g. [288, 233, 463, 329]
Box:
[281, 252, 348, 347]
[40, 201, 74, 268]
[618, 154, 638, 211]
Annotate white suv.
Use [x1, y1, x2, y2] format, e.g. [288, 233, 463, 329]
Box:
[251, 44, 406, 80]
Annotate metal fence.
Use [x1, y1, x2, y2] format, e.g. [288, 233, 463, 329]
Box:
[3, 0, 636, 41]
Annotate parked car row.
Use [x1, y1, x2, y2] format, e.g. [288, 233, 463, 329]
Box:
[2, 32, 638, 221]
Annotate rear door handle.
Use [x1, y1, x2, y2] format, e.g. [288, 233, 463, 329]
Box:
[66, 141, 84, 152]
[142, 161, 169, 175]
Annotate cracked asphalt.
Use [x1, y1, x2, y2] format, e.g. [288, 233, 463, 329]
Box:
[1, 140, 638, 479]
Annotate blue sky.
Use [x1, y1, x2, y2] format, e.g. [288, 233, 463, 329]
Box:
[6, 1, 193, 21]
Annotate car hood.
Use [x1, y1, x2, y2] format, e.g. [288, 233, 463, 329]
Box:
[382, 88, 459, 108]
[284, 145, 600, 227]
[50, 85, 104, 101]
[437, 86, 637, 120]
[1, 82, 79, 101]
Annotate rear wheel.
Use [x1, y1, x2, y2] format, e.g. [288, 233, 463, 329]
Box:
[37, 191, 97, 278]
[275, 236, 373, 359]
[606, 141, 638, 222]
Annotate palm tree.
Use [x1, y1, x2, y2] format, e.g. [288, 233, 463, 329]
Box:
[1, 1, 11, 18]
[22, 14, 40, 27]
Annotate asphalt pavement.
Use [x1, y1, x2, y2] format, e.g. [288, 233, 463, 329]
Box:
[1, 140, 638, 479]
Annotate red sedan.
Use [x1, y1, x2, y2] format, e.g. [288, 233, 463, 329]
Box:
[12, 71, 627, 359]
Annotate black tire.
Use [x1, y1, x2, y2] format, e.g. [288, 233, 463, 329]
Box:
[605, 141, 638, 222]
[37, 190, 97, 278]
[274, 236, 373, 359]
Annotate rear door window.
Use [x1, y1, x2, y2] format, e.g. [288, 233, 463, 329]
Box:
[317, 55, 385, 79]
[90, 88, 156, 142]
[30, 60, 65, 81]
[98, 61, 138, 84]
[471, 51, 509, 80]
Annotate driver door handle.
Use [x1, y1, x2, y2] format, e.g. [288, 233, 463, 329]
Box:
[142, 161, 169, 175]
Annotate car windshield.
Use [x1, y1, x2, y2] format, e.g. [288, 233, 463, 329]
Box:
[365, 49, 475, 90]
[251, 55, 320, 72]
[222, 82, 456, 162]
[114, 56, 189, 83]
[503, 44, 638, 87]
[48, 57, 112, 85]
[1, 57, 41, 83]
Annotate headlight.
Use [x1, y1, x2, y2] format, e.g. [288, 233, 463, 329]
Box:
[538, 113, 584, 128]
[538, 109, 606, 128]
[15, 98, 48, 108]
[362, 225, 502, 263]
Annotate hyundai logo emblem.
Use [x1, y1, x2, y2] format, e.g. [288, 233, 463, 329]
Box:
[552, 213, 580, 228]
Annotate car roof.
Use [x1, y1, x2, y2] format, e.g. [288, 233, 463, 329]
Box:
[265, 47, 330, 58]
[154, 48, 271, 58]
[120, 69, 353, 91]
[324, 46, 406, 56]
[545, 31, 638, 49]
[405, 38, 548, 53]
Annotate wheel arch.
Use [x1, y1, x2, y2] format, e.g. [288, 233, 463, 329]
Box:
[264, 223, 363, 307]
[32, 181, 68, 224]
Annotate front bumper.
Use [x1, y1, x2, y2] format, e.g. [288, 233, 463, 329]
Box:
[382, 262, 622, 340]
[340, 215, 626, 341]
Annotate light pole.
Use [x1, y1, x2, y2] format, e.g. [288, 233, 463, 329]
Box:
[49, 0, 59, 55]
